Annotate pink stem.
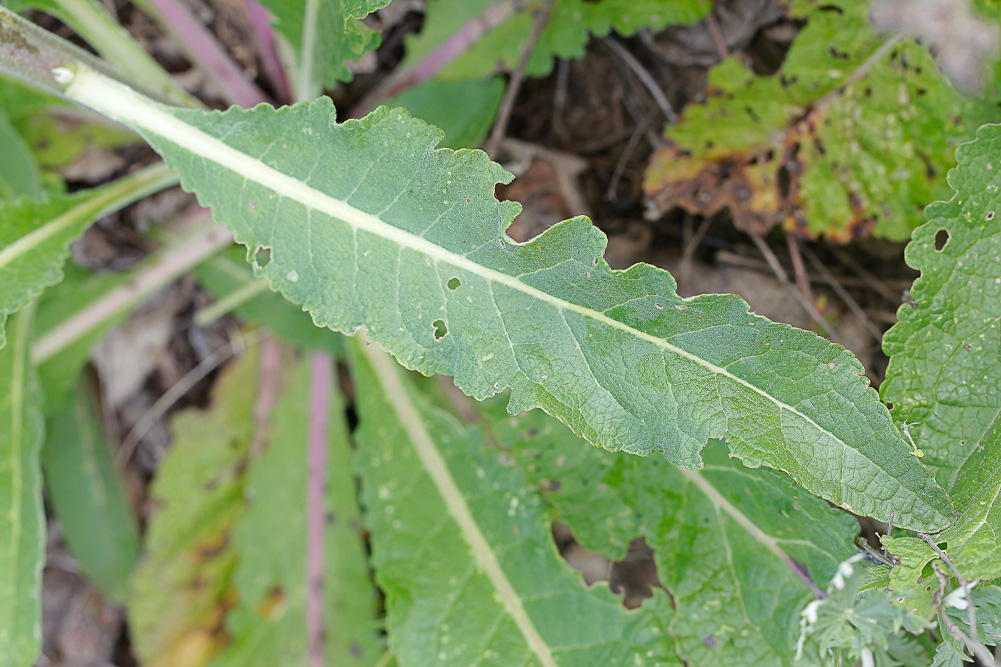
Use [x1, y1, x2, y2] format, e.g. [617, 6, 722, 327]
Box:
[145, 0, 271, 107]
[349, 0, 528, 117]
[307, 351, 332, 667]
[244, 0, 291, 104]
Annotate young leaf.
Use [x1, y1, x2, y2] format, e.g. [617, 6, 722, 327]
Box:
[41, 377, 140, 604]
[210, 356, 381, 666]
[0, 107, 43, 200]
[0, 162, 179, 350]
[882, 123, 1001, 590]
[259, 0, 390, 99]
[483, 398, 859, 665]
[402, 0, 709, 82]
[0, 308, 45, 667]
[643, 0, 998, 242]
[60, 68, 954, 531]
[350, 340, 674, 666]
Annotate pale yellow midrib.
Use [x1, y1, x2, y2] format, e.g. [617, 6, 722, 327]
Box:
[64, 67, 884, 491]
[359, 339, 559, 667]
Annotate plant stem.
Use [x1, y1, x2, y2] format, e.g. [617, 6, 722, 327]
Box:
[350, 0, 530, 117]
[46, 0, 198, 106]
[193, 275, 271, 327]
[244, 0, 291, 103]
[31, 214, 233, 363]
[132, 0, 270, 107]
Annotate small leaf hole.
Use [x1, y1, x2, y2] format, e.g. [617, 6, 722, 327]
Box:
[447, 277, 461, 290]
[934, 229, 949, 251]
[432, 319, 448, 340]
[254, 246, 273, 268]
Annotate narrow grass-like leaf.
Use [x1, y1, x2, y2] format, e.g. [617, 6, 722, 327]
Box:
[350, 339, 673, 666]
[0, 162, 179, 350]
[59, 67, 954, 531]
[0, 307, 44, 667]
[882, 123, 1001, 595]
[210, 356, 381, 666]
[41, 377, 139, 603]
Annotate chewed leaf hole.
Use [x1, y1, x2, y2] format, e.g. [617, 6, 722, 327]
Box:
[432, 319, 448, 340]
[254, 246, 273, 269]
[553, 523, 663, 610]
[934, 229, 949, 252]
[447, 277, 461, 290]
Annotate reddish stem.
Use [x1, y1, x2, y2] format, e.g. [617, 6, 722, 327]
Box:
[244, 0, 291, 104]
[307, 351, 332, 667]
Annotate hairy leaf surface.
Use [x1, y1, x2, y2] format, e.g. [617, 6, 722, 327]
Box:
[403, 0, 709, 82]
[350, 340, 673, 666]
[0, 308, 44, 667]
[643, 0, 997, 241]
[0, 163, 178, 350]
[882, 123, 1001, 593]
[41, 379, 139, 604]
[62, 71, 955, 531]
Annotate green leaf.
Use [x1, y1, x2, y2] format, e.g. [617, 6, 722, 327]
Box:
[0, 162, 179, 350]
[350, 339, 673, 666]
[195, 248, 345, 355]
[259, 0, 390, 98]
[403, 0, 709, 82]
[484, 399, 859, 665]
[0, 307, 44, 667]
[643, 0, 997, 242]
[882, 123, 1001, 594]
[66, 75, 957, 532]
[210, 356, 381, 666]
[386, 77, 505, 150]
[0, 107, 43, 201]
[129, 348, 259, 666]
[41, 376, 139, 604]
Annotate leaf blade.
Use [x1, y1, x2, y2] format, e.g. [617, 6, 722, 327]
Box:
[0, 307, 45, 667]
[63, 69, 953, 531]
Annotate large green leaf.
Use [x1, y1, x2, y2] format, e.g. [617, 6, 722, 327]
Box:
[41, 377, 139, 604]
[0, 107, 43, 201]
[350, 339, 672, 666]
[881, 124, 1001, 595]
[259, 0, 390, 98]
[385, 77, 505, 150]
[352, 340, 859, 665]
[0, 307, 44, 667]
[643, 0, 998, 242]
[402, 0, 709, 82]
[210, 355, 381, 667]
[486, 400, 859, 665]
[0, 162, 178, 350]
[60, 69, 953, 531]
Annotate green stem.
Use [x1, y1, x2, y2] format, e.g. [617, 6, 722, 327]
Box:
[0, 3, 197, 107]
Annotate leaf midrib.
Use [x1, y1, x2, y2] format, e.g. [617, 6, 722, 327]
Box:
[358, 338, 558, 666]
[64, 67, 924, 515]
